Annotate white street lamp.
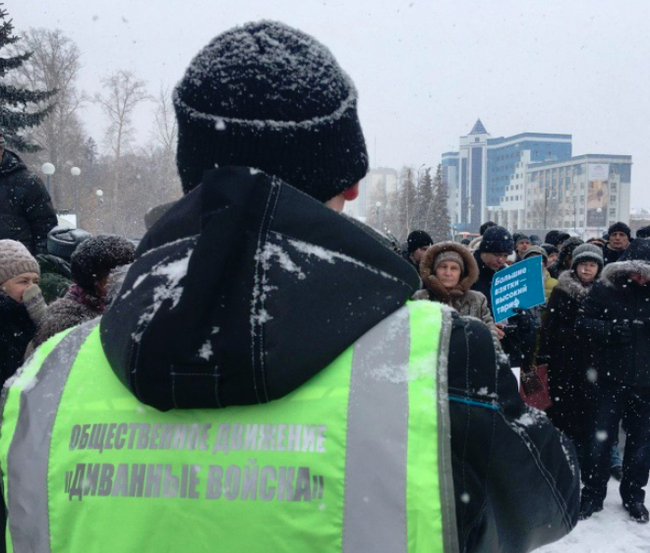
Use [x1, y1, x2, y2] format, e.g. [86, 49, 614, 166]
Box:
[41, 162, 56, 196]
[71, 167, 81, 222]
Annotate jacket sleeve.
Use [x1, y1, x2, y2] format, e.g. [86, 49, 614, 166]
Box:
[22, 173, 57, 255]
[539, 286, 562, 357]
[476, 292, 503, 352]
[447, 314, 579, 553]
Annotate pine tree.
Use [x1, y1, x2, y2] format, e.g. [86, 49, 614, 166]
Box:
[429, 164, 452, 242]
[415, 167, 434, 233]
[396, 167, 417, 241]
[0, 4, 55, 152]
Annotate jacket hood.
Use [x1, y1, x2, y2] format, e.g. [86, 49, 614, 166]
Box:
[601, 239, 650, 287]
[101, 167, 420, 411]
[419, 241, 478, 303]
[601, 260, 650, 288]
[36, 253, 72, 278]
[0, 150, 27, 176]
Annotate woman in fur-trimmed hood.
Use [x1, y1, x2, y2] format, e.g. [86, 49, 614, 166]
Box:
[415, 241, 497, 332]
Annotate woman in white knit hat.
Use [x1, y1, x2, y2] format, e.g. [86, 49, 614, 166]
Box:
[0, 239, 46, 385]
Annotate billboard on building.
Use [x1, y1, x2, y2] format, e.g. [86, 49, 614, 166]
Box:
[586, 163, 609, 227]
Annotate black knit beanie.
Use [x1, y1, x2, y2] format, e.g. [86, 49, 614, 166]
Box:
[544, 230, 561, 246]
[608, 221, 631, 240]
[173, 21, 369, 202]
[479, 226, 514, 254]
[407, 230, 433, 253]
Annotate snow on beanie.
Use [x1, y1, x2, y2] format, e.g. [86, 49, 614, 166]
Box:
[0, 239, 39, 285]
[173, 20, 369, 202]
[479, 226, 514, 254]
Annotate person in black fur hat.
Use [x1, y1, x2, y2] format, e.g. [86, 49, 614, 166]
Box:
[604, 221, 632, 265]
[548, 237, 584, 279]
[31, 235, 135, 348]
[402, 229, 433, 271]
[577, 238, 650, 522]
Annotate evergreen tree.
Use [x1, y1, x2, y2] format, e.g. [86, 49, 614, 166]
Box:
[0, 5, 55, 152]
[415, 167, 434, 233]
[429, 164, 452, 242]
[396, 166, 417, 241]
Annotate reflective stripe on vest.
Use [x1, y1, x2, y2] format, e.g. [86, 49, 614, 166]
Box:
[0, 301, 457, 553]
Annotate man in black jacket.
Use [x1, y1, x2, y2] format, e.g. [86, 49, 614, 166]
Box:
[39, 21, 576, 552]
[471, 225, 513, 312]
[603, 221, 632, 265]
[577, 239, 650, 522]
[0, 132, 57, 254]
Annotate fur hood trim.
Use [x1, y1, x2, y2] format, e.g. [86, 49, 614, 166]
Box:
[420, 241, 478, 303]
[601, 260, 650, 287]
[555, 270, 593, 298]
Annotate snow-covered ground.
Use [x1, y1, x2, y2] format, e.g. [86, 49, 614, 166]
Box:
[537, 479, 650, 552]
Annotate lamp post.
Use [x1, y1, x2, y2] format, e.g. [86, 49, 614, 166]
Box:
[596, 207, 603, 238]
[71, 167, 80, 224]
[41, 162, 56, 197]
[96, 189, 104, 233]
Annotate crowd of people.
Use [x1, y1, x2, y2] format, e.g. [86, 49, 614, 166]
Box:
[5, 17, 642, 553]
[405, 219, 650, 525]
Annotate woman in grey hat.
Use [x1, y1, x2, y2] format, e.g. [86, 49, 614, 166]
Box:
[539, 243, 604, 467]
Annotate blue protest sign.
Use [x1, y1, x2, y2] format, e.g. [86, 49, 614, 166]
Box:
[490, 255, 546, 323]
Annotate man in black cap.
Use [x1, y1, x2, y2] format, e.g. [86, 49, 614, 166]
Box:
[604, 221, 632, 265]
[0, 131, 57, 254]
[403, 229, 433, 271]
[472, 225, 514, 312]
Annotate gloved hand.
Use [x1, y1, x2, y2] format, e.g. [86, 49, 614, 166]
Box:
[610, 322, 632, 345]
[23, 284, 47, 325]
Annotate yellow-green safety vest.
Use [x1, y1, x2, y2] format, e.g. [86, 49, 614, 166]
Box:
[0, 300, 458, 553]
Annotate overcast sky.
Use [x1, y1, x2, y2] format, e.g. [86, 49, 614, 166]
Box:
[10, 0, 650, 210]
